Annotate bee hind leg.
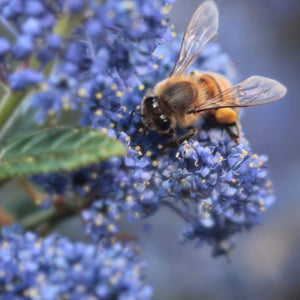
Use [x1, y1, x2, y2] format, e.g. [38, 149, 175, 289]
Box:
[224, 122, 240, 144]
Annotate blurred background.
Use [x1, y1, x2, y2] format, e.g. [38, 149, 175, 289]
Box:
[133, 1, 300, 299]
[1, 1, 299, 299]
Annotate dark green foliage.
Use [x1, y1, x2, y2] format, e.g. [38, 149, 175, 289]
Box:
[0, 127, 126, 180]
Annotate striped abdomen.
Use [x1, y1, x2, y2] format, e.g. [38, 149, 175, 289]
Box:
[192, 71, 237, 124]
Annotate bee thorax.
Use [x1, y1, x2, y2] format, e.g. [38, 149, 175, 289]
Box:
[160, 81, 198, 114]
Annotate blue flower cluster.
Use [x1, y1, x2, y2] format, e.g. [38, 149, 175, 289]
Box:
[175, 131, 274, 255]
[81, 35, 273, 254]
[0, 0, 275, 258]
[82, 198, 121, 244]
[77, 128, 274, 255]
[0, 225, 152, 299]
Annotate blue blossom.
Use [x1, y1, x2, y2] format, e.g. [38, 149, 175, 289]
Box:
[46, 34, 62, 50]
[12, 35, 34, 59]
[82, 199, 121, 243]
[77, 36, 273, 254]
[0, 225, 152, 299]
[173, 132, 274, 254]
[0, 37, 10, 57]
[22, 18, 42, 36]
[0, 0, 276, 257]
[8, 69, 44, 91]
[25, 1, 47, 17]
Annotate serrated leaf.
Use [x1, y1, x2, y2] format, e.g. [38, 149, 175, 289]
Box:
[0, 127, 126, 180]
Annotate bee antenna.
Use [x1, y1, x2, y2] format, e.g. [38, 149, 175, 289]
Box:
[129, 109, 144, 123]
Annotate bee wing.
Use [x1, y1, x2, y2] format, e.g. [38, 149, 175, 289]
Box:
[190, 76, 287, 112]
[170, 1, 219, 77]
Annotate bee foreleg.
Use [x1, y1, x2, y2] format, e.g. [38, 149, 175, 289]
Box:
[161, 127, 197, 152]
[129, 109, 144, 123]
[176, 127, 197, 145]
[141, 121, 150, 136]
[162, 129, 175, 138]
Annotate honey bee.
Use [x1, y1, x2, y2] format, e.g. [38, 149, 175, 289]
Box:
[137, 1, 286, 146]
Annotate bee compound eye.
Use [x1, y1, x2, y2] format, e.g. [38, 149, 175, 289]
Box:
[144, 96, 155, 109]
[145, 96, 153, 102]
[144, 96, 160, 115]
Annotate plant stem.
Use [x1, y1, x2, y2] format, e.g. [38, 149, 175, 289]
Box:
[20, 205, 75, 230]
[0, 205, 14, 226]
[0, 90, 29, 143]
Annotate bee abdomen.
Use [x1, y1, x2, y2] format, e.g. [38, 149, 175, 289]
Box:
[196, 72, 232, 100]
[191, 71, 237, 125]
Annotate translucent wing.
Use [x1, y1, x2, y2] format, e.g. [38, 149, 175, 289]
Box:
[170, 1, 219, 77]
[189, 76, 287, 113]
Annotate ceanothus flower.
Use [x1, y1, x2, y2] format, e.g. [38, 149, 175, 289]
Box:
[77, 36, 274, 254]
[0, 225, 152, 299]
[0, 0, 276, 256]
[82, 199, 121, 243]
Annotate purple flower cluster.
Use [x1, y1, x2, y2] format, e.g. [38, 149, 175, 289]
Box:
[76, 128, 274, 255]
[0, 0, 275, 283]
[18, 6, 273, 255]
[33, 60, 273, 254]
[78, 37, 272, 255]
[0, 225, 152, 299]
[175, 132, 274, 255]
[0, 0, 64, 85]
[0, 0, 278, 297]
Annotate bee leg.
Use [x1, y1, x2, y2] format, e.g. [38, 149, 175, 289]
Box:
[129, 109, 144, 123]
[176, 127, 197, 145]
[162, 129, 175, 138]
[161, 127, 196, 152]
[141, 121, 150, 136]
[224, 122, 240, 144]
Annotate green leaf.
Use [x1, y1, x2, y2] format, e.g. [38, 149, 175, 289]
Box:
[0, 127, 126, 180]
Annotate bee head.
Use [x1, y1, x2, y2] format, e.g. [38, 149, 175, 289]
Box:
[142, 95, 171, 133]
